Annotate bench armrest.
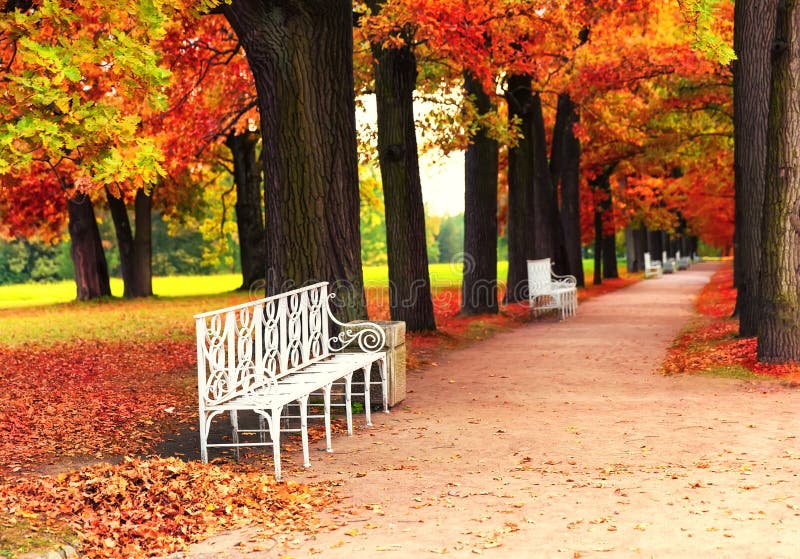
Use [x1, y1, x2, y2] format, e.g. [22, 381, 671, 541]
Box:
[326, 294, 386, 353]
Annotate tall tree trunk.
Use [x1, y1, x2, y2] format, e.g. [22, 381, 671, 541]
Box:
[551, 94, 584, 286]
[593, 208, 603, 286]
[591, 170, 613, 285]
[67, 194, 111, 301]
[504, 74, 536, 303]
[367, 13, 435, 331]
[758, 0, 800, 362]
[226, 130, 266, 291]
[733, 0, 777, 336]
[530, 93, 560, 264]
[462, 72, 499, 315]
[223, 0, 366, 322]
[105, 188, 137, 297]
[133, 189, 153, 297]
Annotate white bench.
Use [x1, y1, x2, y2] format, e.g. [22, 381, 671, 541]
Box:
[643, 252, 662, 278]
[676, 251, 691, 270]
[527, 258, 578, 320]
[194, 282, 387, 480]
[662, 250, 676, 274]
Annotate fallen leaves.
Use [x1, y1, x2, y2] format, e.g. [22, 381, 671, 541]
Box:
[0, 457, 336, 559]
[662, 264, 800, 382]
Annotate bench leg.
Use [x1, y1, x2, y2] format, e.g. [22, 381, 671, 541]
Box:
[323, 384, 333, 452]
[345, 372, 353, 436]
[298, 395, 310, 468]
[199, 411, 210, 463]
[268, 407, 283, 481]
[379, 358, 389, 413]
[363, 365, 372, 427]
[230, 410, 240, 461]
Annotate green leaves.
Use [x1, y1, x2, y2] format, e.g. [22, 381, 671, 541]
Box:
[0, 0, 179, 191]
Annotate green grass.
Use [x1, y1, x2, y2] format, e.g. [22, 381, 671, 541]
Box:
[0, 274, 243, 309]
[700, 365, 760, 380]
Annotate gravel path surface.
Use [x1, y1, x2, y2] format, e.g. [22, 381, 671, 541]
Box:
[187, 262, 800, 558]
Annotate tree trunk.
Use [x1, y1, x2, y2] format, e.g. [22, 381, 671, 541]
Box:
[593, 207, 603, 286]
[133, 189, 153, 297]
[648, 230, 663, 260]
[367, 16, 435, 331]
[105, 188, 137, 297]
[603, 233, 618, 279]
[105, 188, 152, 297]
[625, 227, 636, 272]
[591, 170, 613, 285]
[226, 130, 266, 292]
[530, 93, 560, 264]
[67, 194, 111, 301]
[504, 74, 536, 303]
[223, 0, 367, 322]
[758, 0, 800, 362]
[733, 0, 777, 336]
[462, 72, 499, 315]
[552, 94, 584, 286]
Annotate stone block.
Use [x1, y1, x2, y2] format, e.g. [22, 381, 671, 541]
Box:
[345, 320, 406, 408]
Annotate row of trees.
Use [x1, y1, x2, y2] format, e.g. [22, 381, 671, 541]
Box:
[1, 3, 742, 343]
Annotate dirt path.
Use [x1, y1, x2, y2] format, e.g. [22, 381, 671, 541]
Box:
[187, 263, 800, 558]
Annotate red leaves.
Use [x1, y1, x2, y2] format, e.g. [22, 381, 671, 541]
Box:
[0, 339, 197, 473]
[663, 263, 800, 381]
[0, 457, 336, 558]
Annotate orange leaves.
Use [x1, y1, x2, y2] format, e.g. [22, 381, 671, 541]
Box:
[0, 457, 336, 558]
[663, 263, 800, 381]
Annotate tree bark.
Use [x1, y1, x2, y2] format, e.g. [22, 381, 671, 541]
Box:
[591, 170, 613, 285]
[133, 189, 153, 297]
[625, 227, 636, 272]
[67, 194, 111, 301]
[758, 0, 800, 362]
[602, 232, 618, 279]
[648, 230, 663, 261]
[551, 94, 584, 286]
[367, 11, 435, 331]
[462, 72, 499, 315]
[105, 188, 152, 297]
[226, 130, 266, 292]
[530, 93, 561, 265]
[223, 0, 367, 322]
[105, 187, 137, 297]
[504, 74, 536, 303]
[733, 0, 778, 336]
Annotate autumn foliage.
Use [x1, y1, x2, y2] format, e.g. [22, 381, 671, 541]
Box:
[663, 263, 800, 382]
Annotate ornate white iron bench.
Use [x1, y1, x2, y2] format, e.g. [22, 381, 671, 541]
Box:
[194, 282, 387, 480]
[643, 252, 663, 278]
[527, 258, 578, 320]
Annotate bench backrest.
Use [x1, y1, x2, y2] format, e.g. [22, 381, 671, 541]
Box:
[527, 258, 553, 297]
[195, 282, 332, 406]
[644, 252, 652, 267]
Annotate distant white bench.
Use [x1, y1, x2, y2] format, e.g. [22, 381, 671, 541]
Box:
[643, 252, 662, 278]
[662, 250, 676, 274]
[527, 258, 578, 320]
[195, 282, 387, 480]
[676, 251, 691, 270]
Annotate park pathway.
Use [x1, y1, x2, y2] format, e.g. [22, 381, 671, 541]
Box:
[187, 262, 800, 558]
